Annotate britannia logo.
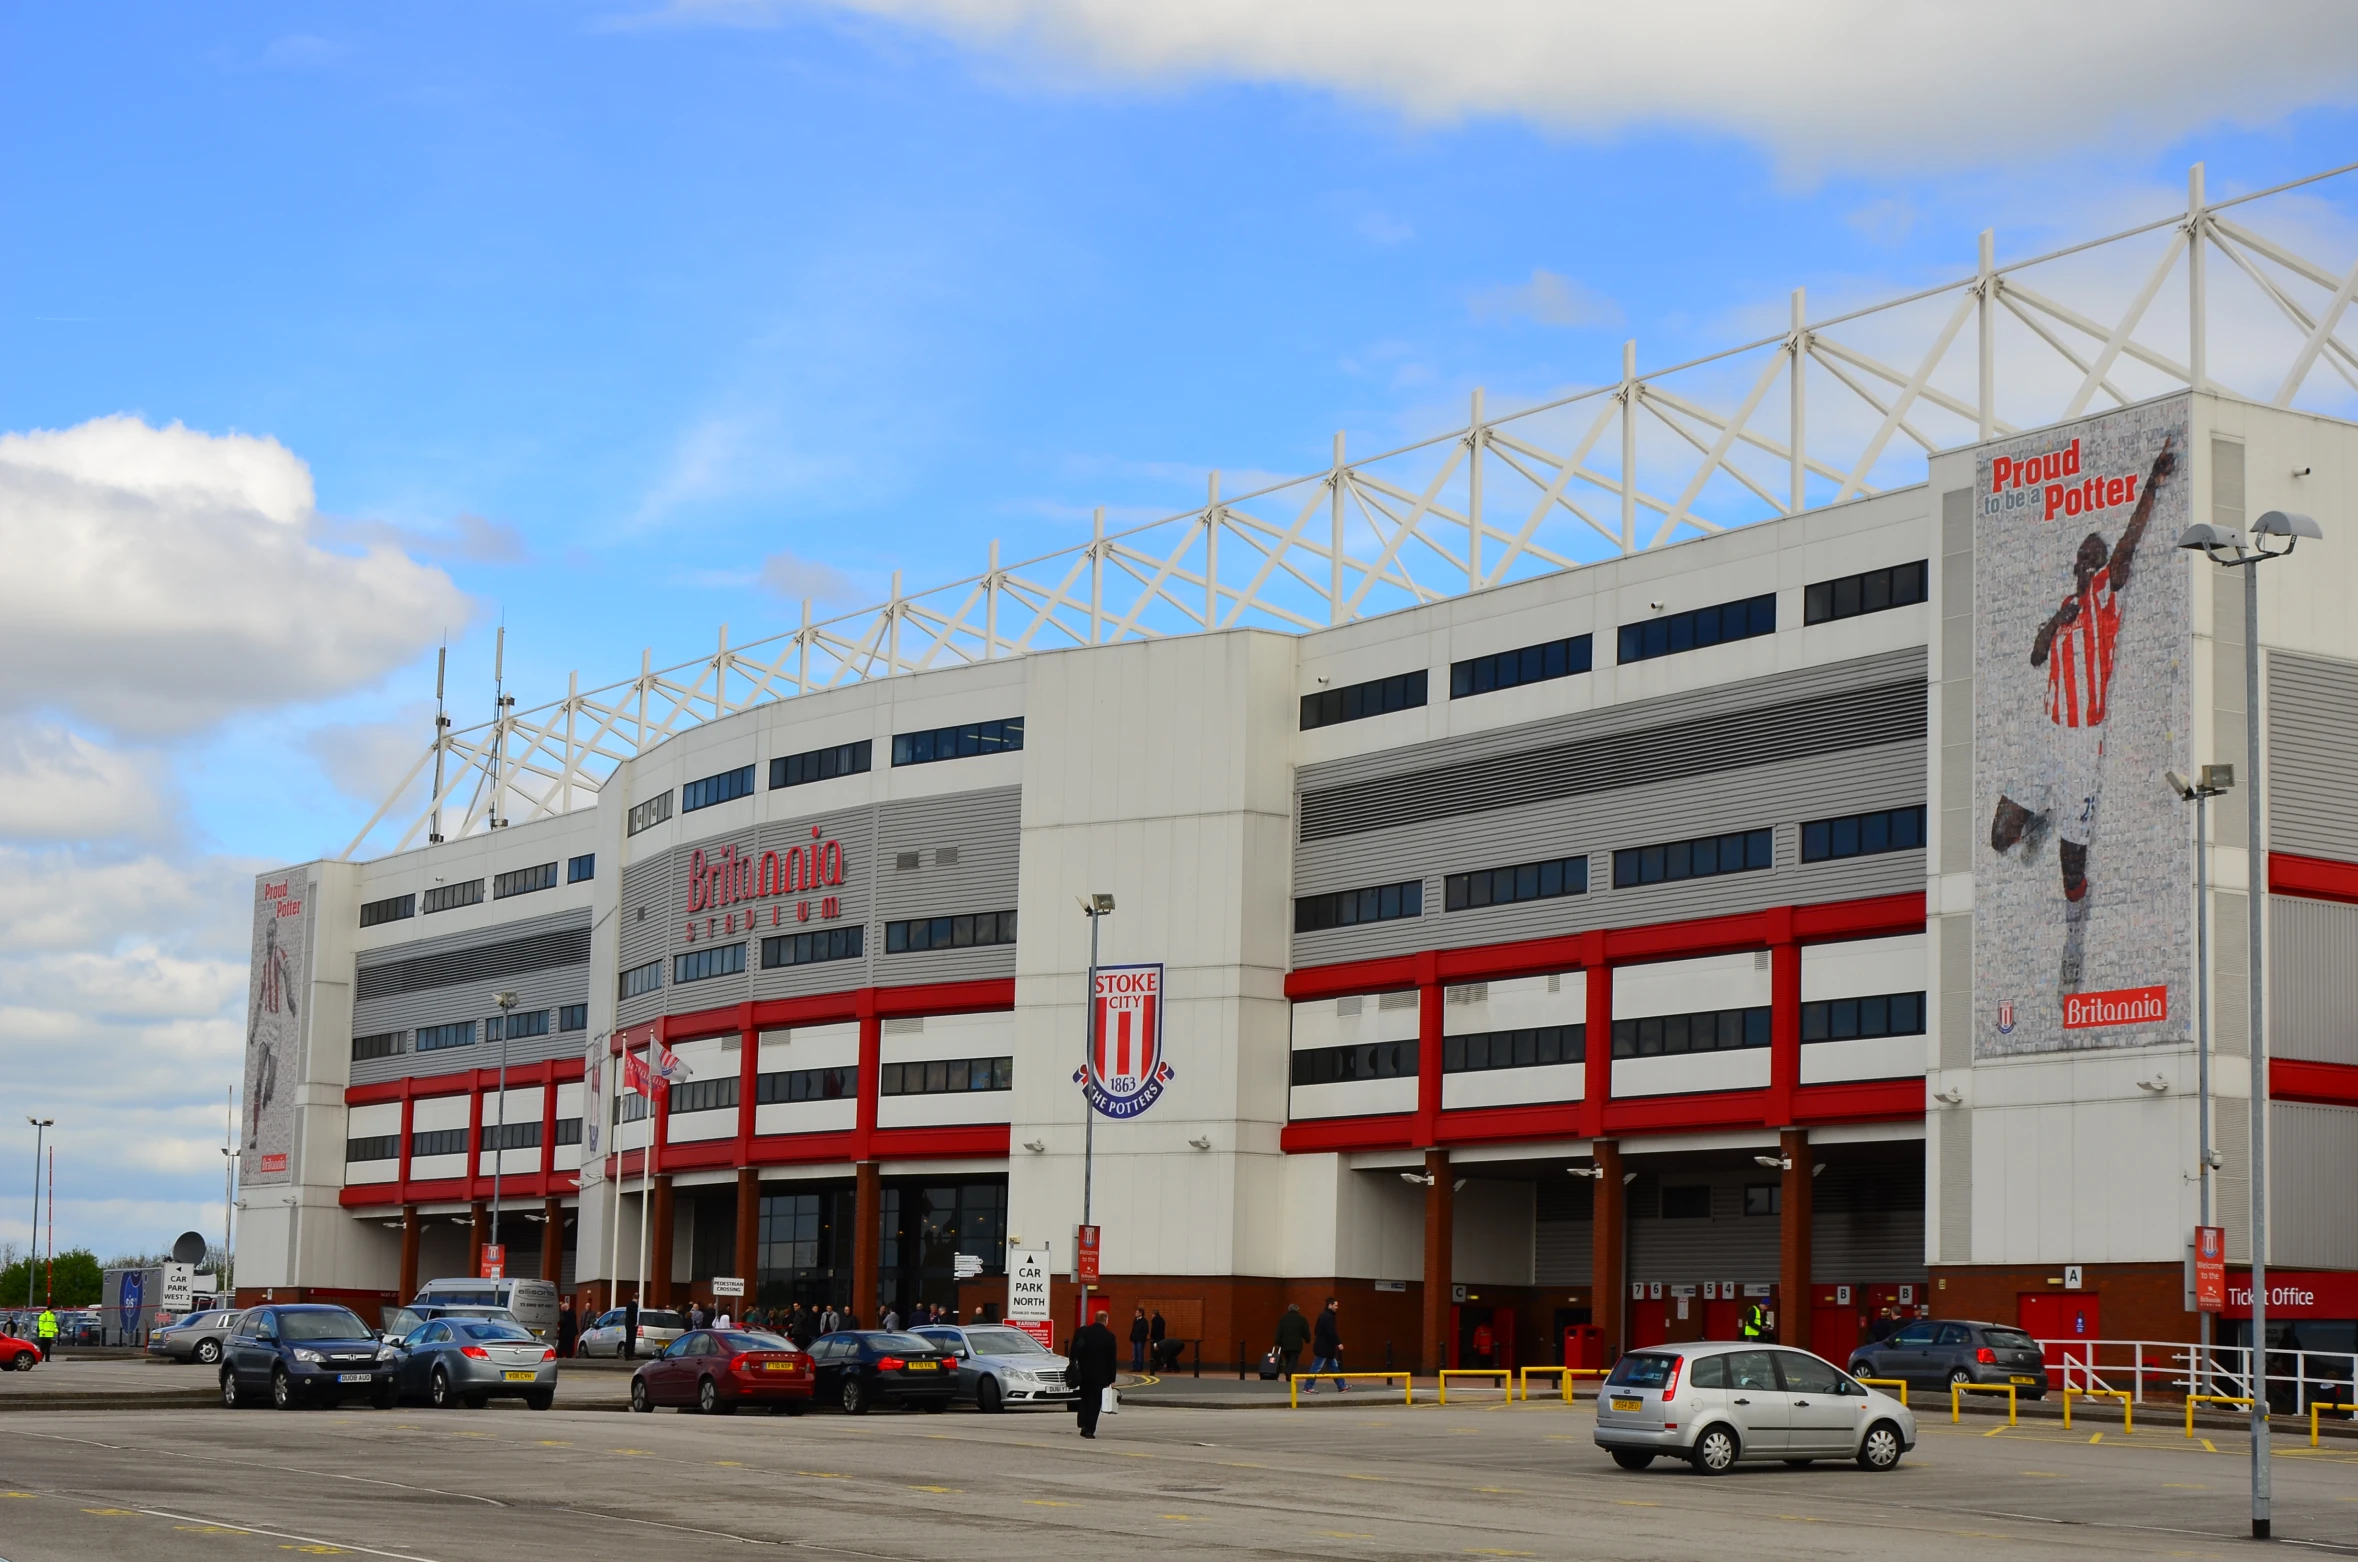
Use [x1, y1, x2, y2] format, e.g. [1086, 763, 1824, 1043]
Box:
[1996, 1001, 2015, 1035]
[1074, 962, 1174, 1119]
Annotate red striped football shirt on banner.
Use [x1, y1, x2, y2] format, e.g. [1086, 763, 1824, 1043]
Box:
[2047, 567, 2120, 728]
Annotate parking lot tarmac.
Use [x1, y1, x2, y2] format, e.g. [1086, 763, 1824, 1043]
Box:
[3, 1398, 2353, 1562]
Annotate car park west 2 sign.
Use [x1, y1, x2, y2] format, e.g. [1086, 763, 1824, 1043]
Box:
[1076, 962, 1173, 1119]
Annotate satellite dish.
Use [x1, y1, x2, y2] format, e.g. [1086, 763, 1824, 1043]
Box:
[171, 1230, 208, 1266]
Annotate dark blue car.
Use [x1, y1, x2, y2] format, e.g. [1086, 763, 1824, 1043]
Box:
[218, 1303, 394, 1410]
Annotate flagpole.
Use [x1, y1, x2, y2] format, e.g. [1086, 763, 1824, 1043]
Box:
[603, 1034, 622, 1321]
[635, 1038, 651, 1317]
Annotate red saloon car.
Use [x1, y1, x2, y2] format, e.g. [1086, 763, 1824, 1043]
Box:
[629, 1328, 813, 1414]
[0, 1333, 40, 1371]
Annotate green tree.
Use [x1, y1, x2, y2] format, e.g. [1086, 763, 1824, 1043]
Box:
[0, 1249, 103, 1309]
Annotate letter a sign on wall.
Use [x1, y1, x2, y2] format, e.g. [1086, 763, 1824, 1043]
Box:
[1075, 962, 1174, 1119]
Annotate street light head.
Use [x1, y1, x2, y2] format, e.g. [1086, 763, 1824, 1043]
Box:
[1753, 1154, 1791, 1170]
[2253, 509, 2323, 541]
[493, 991, 519, 1011]
[2200, 763, 2234, 793]
[2166, 770, 2193, 800]
[2176, 521, 2242, 552]
[1090, 892, 1115, 915]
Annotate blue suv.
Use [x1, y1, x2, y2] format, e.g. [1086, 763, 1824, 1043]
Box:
[218, 1303, 394, 1410]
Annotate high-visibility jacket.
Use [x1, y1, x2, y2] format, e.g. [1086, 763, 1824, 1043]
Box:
[36, 1310, 58, 1339]
[1738, 1304, 1767, 1340]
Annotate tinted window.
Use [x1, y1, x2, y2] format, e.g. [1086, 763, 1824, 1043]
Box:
[1775, 1352, 1849, 1395]
[639, 1312, 687, 1329]
[867, 1333, 936, 1354]
[1983, 1327, 2038, 1352]
[716, 1332, 795, 1353]
[1725, 1351, 1779, 1392]
[457, 1321, 534, 1341]
[278, 1309, 371, 1341]
[1688, 1354, 1727, 1389]
[1606, 1352, 1678, 1388]
[965, 1328, 1047, 1355]
[1935, 1324, 1972, 1346]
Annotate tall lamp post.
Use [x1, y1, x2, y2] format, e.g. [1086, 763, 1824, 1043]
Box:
[2179, 506, 2323, 1542]
[1076, 894, 1114, 1327]
[2167, 763, 2233, 1378]
[24, 1117, 52, 1309]
[490, 992, 519, 1268]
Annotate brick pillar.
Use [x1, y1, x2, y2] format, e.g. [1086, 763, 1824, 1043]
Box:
[650, 1176, 676, 1308]
[398, 1205, 420, 1301]
[467, 1199, 488, 1278]
[1767, 934, 1802, 1128]
[540, 1197, 563, 1283]
[734, 1167, 760, 1295]
[1420, 1148, 1453, 1374]
[1591, 1139, 1624, 1355]
[852, 1160, 882, 1324]
[1778, 1127, 1812, 1352]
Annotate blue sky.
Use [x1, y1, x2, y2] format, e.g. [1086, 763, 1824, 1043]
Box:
[2, 1, 2354, 1259]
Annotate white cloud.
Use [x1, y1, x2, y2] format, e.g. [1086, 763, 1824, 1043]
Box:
[305, 703, 438, 810]
[0, 726, 173, 840]
[759, 549, 860, 603]
[0, 416, 473, 737]
[658, 0, 2358, 174]
[1470, 268, 1624, 330]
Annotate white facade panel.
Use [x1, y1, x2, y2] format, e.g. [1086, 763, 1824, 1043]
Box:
[1290, 993, 1420, 1050]
[1441, 972, 1584, 1035]
[1800, 934, 1927, 999]
[412, 1095, 470, 1133]
[1614, 953, 1769, 1017]
[876, 1090, 1012, 1129]
[348, 1102, 401, 1138]
[1613, 1050, 1771, 1097]
[1442, 1061, 1584, 1110]
[760, 1022, 858, 1071]
[754, 1099, 857, 1136]
[1289, 1077, 1418, 1120]
[409, 1153, 467, 1182]
[666, 1105, 736, 1145]
[1798, 1036, 1926, 1085]
[878, 1009, 1016, 1065]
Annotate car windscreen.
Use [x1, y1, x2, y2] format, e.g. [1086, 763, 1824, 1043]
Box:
[278, 1309, 372, 1341]
[456, 1321, 535, 1341]
[638, 1311, 687, 1329]
[1605, 1352, 1678, 1388]
[1982, 1327, 2039, 1352]
[867, 1333, 937, 1353]
[965, 1328, 1048, 1355]
[716, 1332, 795, 1353]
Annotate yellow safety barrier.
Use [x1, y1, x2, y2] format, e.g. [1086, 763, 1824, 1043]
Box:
[2310, 1402, 2356, 1448]
[1288, 1372, 1414, 1409]
[1437, 1369, 1514, 1405]
[1950, 1381, 2018, 1425]
[2063, 1387, 2131, 1433]
[1515, 1366, 1610, 1404]
[1856, 1377, 1909, 1407]
[2185, 1393, 2254, 1435]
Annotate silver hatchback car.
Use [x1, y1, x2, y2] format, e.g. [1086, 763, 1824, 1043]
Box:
[913, 1324, 1077, 1411]
[1593, 1341, 1916, 1474]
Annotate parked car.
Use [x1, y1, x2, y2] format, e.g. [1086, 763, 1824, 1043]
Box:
[149, 1309, 244, 1365]
[574, 1307, 687, 1358]
[388, 1317, 556, 1410]
[913, 1323, 1076, 1412]
[379, 1304, 523, 1343]
[408, 1277, 561, 1340]
[805, 1331, 956, 1414]
[0, 1333, 39, 1371]
[1593, 1342, 1915, 1474]
[629, 1329, 814, 1415]
[1848, 1318, 2049, 1400]
[218, 1304, 395, 1410]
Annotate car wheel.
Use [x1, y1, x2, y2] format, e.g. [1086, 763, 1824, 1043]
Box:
[525, 1390, 554, 1412]
[698, 1377, 731, 1415]
[1609, 1448, 1654, 1471]
[1947, 1367, 1973, 1388]
[430, 1367, 456, 1409]
[1689, 1425, 1740, 1475]
[195, 1338, 222, 1366]
[1858, 1420, 1905, 1472]
[841, 1377, 869, 1415]
[271, 1366, 296, 1411]
[16, 1352, 38, 1372]
[977, 1376, 1004, 1414]
[219, 1368, 241, 1409]
[630, 1378, 653, 1413]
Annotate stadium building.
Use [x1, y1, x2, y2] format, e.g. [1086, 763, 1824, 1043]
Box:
[239, 170, 2358, 1373]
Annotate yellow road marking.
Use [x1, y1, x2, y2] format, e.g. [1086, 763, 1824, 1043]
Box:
[1984, 1427, 2008, 1438]
[1463, 1551, 1535, 1557]
[280, 1547, 346, 1555]
[1025, 1500, 1074, 1507]
[1341, 1473, 1383, 1482]
[2163, 1483, 2206, 1489]
[908, 1485, 961, 1494]
[82, 1508, 140, 1516]
[4, 1492, 37, 1498]
[1475, 1486, 1523, 1494]
[536, 1440, 573, 1447]
[795, 1471, 847, 1479]
[1614, 1500, 1660, 1508]
[177, 1525, 253, 1534]
[1319, 1533, 1375, 1541]
[2201, 1439, 2218, 1453]
[1157, 1513, 1195, 1522]
[2019, 1470, 2061, 1477]
[2089, 1432, 2102, 1443]
[610, 1449, 652, 1456]
[715, 1460, 745, 1467]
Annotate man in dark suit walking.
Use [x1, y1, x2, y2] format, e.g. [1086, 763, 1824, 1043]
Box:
[1072, 1307, 1120, 1439]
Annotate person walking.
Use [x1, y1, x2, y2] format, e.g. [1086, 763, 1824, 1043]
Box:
[1274, 1303, 1310, 1380]
[1305, 1298, 1345, 1393]
[880, 1303, 901, 1333]
[557, 1299, 578, 1360]
[1148, 1309, 1168, 1369]
[1128, 1308, 1150, 1373]
[621, 1296, 640, 1360]
[1071, 1307, 1120, 1439]
[819, 1301, 841, 1335]
[35, 1306, 58, 1362]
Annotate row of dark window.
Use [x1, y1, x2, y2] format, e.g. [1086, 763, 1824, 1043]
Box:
[757, 1065, 858, 1104]
[886, 910, 1016, 953]
[480, 1120, 541, 1151]
[361, 856, 591, 929]
[348, 1120, 582, 1163]
[393, 1004, 588, 1059]
[773, 740, 870, 790]
[674, 943, 749, 985]
[627, 792, 673, 836]
[1613, 828, 1774, 889]
[1610, 1006, 1772, 1057]
[669, 1076, 739, 1115]
[892, 717, 1024, 767]
[880, 1056, 1014, 1095]
[1294, 879, 1424, 933]
[352, 1031, 403, 1061]
[619, 960, 663, 1000]
[485, 1008, 552, 1042]
[1444, 855, 1586, 912]
[355, 927, 592, 1003]
[1660, 1185, 1784, 1221]
[1289, 1040, 1417, 1087]
[1445, 1023, 1585, 1074]
[493, 862, 557, 899]
[1801, 990, 1925, 1041]
[1301, 669, 1427, 731]
[1800, 806, 1924, 863]
[683, 764, 757, 814]
[764, 926, 865, 968]
[1290, 564, 1927, 732]
[417, 1021, 478, 1053]
[422, 880, 483, 915]
[360, 894, 414, 928]
[408, 1128, 467, 1158]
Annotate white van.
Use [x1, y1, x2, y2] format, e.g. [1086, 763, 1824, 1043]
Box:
[411, 1277, 560, 1340]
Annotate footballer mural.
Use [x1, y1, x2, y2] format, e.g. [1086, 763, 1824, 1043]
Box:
[1975, 397, 2193, 1057]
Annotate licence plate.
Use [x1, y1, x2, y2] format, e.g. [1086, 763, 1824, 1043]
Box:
[337, 1373, 373, 1384]
[504, 1370, 537, 1382]
[761, 1362, 797, 1372]
[903, 1361, 938, 1372]
[2010, 1375, 2038, 1385]
[1611, 1396, 1643, 1412]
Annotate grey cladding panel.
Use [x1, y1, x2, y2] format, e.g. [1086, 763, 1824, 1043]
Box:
[1937, 1112, 1970, 1263]
[1301, 672, 1924, 842]
[1626, 1173, 1781, 1278]
[872, 786, 1024, 995]
[1535, 1222, 1594, 1285]
[2270, 895, 2358, 1066]
[2271, 1102, 2358, 1271]
[2267, 651, 2358, 863]
[348, 906, 592, 1086]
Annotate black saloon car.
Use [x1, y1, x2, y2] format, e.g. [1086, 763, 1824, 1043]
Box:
[1848, 1318, 2049, 1399]
[806, 1331, 956, 1414]
[219, 1304, 394, 1410]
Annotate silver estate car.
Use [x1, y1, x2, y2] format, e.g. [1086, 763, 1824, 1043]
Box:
[914, 1324, 1077, 1412]
[148, 1309, 244, 1365]
[1593, 1341, 1916, 1474]
[388, 1317, 558, 1409]
[575, 1307, 687, 1358]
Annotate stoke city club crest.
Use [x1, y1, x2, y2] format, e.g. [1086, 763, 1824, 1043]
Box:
[1075, 962, 1174, 1119]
